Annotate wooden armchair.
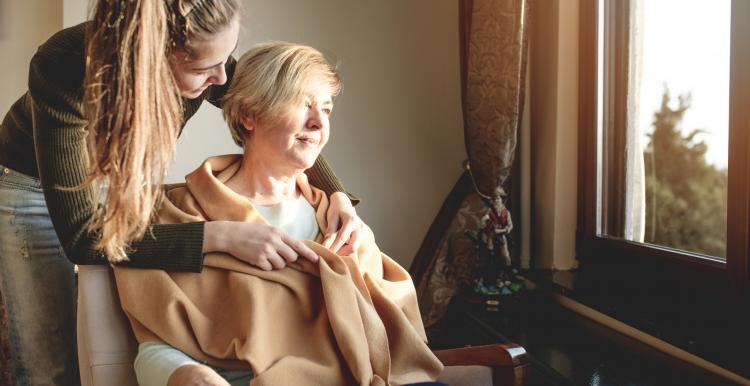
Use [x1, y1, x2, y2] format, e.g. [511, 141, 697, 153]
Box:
[77, 265, 529, 386]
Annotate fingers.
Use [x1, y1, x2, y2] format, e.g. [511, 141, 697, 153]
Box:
[322, 233, 336, 249]
[330, 218, 357, 252]
[348, 228, 362, 251]
[225, 223, 323, 270]
[254, 256, 275, 271]
[280, 232, 319, 263]
[254, 252, 287, 271]
[275, 239, 299, 263]
[324, 192, 361, 252]
[259, 230, 309, 269]
[329, 233, 348, 253]
[325, 211, 341, 236]
[251, 229, 289, 271]
[266, 250, 287, 270]
[337, 243, 355, 256]
[330, 227, 361, 255]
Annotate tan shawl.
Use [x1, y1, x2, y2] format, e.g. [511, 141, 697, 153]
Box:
[113, 155, 443, 386]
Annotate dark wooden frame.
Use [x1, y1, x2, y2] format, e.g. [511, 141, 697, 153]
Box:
[725, 0, 750, 297]
[576, 0, 750, 376]
[577, 0, 749, 292]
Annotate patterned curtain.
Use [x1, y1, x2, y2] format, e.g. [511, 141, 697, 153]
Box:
[411, 0, 529, 335]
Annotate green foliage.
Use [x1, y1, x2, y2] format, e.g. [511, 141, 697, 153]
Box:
[643, 88, 727, 258]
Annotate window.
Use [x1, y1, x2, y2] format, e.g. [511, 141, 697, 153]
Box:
[599, 0, 730, 260]
[577, 0, 750, 374]
[578, 0, 750, 292]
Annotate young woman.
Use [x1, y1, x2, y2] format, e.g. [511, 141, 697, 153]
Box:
[0, 1, 361, 384]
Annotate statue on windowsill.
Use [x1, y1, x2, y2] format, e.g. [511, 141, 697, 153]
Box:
[464, 196, 525, 310]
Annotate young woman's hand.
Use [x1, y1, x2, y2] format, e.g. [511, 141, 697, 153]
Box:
[204, 221, 318, 270]
[168, 364, 230, 386]
[323, 192, 364, 254]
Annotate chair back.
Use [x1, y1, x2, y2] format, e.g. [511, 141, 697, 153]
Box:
[76, 265, 139, 386]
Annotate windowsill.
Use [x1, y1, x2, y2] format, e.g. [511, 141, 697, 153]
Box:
[522, 269, 577, 293]
[440, 285, 735, 386]
[522, 268, 750, 381]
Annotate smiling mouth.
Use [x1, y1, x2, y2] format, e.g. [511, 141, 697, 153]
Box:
[297, 137, 319, 145]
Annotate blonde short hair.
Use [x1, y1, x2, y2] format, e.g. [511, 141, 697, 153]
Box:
[223, 41, 342, 147]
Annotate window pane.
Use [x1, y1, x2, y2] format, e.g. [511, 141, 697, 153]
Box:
[599, 0, 730, 259]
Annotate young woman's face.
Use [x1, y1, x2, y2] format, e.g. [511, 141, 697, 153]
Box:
[169, 18, 241, 99]
[244, 75, 334, 172]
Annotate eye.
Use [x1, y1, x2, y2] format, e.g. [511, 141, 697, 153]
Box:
[322, 107, 332, 115]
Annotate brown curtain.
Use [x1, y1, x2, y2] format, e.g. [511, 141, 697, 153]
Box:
[410, 0, 529, 336]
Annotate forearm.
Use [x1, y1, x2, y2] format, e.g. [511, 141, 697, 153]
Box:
[118, 223, 205, 271]
[31, 110, 205, 271]
[48, 213, 206, 272]
[29, 52, 205, 272]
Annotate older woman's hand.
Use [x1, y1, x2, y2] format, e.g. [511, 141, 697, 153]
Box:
[323, 192, 364, 254]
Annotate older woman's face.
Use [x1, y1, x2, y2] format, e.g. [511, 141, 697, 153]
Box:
[247, 75, 333, 171]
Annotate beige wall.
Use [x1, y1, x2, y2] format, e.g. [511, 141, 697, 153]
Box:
[63, 0, 88, 27]
[0, 0, 62, 115]
[55, 0, 465, 267]
[2, 0, 580, 271]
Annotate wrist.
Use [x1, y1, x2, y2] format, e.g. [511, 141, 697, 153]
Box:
[330, 191, 348, 203]
[203, 221, 230, 254]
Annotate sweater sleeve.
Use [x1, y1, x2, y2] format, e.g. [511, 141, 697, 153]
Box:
[28, 40, 205, 272]
[306, 156, 359, 205]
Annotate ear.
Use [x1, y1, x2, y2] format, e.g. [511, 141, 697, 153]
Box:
[240, 115, 255, 133]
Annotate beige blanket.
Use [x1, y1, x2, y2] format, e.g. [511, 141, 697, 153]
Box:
[113, 155, 443, 386]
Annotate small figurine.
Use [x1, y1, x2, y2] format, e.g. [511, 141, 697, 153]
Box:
[464, 196, 525, 305]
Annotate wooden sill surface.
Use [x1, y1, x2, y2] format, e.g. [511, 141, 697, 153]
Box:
[438, 285, 743, 386]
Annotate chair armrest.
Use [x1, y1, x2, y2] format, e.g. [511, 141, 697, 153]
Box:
[433, 343, 529, 367]
[434, 344, 531, 386]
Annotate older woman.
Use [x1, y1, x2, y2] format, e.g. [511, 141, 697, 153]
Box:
[114, 42, 443, 386]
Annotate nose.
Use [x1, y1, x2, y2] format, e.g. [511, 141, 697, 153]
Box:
[210, 65, 228, 85]
[306, 107, 325, 130]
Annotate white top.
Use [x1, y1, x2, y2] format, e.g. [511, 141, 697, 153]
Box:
[253, 193, 319, 241]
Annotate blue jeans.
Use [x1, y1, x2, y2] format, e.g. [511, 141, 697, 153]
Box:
[0, 164, 78, 385]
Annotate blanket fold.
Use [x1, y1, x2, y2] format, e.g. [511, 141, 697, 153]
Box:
[114, 155, 442, 386]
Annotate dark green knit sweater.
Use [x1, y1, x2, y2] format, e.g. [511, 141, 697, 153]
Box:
[0, 22, 349, 272]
